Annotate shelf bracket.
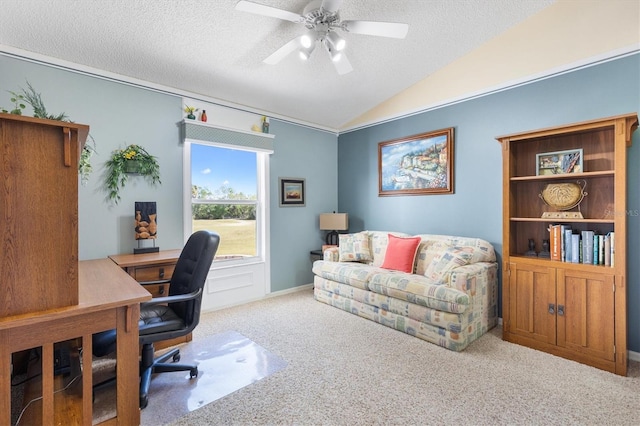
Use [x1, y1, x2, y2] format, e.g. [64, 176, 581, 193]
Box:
[62, 127, 71, 167]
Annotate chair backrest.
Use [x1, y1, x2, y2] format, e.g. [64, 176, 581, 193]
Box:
[168, 230, 220, 332]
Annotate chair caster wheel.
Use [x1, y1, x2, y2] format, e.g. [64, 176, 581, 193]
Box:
[190, 367, 198, 379]
[140, 394, 149, 409]
[173, 353, 180, 362]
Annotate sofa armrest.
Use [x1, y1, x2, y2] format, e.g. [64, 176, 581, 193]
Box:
[448, 261, 498, 327]
[447, 262, 495, 293]
[323, 247, 340, 261]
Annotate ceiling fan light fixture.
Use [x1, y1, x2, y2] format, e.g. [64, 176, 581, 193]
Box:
[300, 30, 315, 49]
[326, 31, 345, 51]
[299, 42, 315, 60]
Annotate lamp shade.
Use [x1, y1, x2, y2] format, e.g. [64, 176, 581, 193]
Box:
[319, 213, 349, 231]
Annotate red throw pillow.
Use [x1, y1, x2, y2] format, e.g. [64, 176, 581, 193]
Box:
[380, 234, 422, 273]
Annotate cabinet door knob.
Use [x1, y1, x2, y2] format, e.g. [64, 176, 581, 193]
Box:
[548, 303, 555, 315]
[159, 285, 165, 295]
[557, 305, 565, 316]
[159, 267, 165, 279]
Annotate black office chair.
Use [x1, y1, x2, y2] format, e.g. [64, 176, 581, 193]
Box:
[93, 230, 220, 409]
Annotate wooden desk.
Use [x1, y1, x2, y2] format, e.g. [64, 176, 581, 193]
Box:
[108, 250, 191, 348]
[109, 250, 182, 294]
[0, 259, 151, 426]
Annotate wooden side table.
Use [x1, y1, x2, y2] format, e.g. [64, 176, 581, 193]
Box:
[108, 249, 192, 349]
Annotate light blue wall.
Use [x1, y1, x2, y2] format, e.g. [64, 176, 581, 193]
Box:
[269, 120, 338, 291]
[0, 56, 184, 258]
[337, 53, 640, 351]
[3, 51, 640, 351]
[0, 54, 336, 291]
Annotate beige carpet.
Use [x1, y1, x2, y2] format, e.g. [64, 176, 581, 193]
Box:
[91, 331, 287, 425]
[164, 287, 640, 426]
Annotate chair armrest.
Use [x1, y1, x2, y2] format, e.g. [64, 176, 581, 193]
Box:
[141, 288, 203, 307]
[137, 278, 171, 286]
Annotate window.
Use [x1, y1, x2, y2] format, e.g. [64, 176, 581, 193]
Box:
[189, 143, 266, 262]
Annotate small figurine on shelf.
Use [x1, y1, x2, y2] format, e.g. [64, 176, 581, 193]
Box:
[261, 116, 269, 133]
[200, 110, 207, 122]
[184, 105, 198, 120]
[539, 239, 551, 258]
[524, 238, 538, 257]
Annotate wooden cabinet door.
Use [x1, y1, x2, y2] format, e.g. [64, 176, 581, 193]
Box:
[507, 262, 557, 344]
[556, 269, 615, 362]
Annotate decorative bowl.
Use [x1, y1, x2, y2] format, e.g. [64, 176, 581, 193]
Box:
[539, 181, 587, 211]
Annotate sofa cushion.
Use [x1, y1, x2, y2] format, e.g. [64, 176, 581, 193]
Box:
[424, 246, 475, 282]
[312, 260, 379, 290]
[338, 232, 372, 262]
[313, 277, 467, 333]
[413, 235, 497, 275]
[380, 234, 421, 273]
[367, 272, 469, 314]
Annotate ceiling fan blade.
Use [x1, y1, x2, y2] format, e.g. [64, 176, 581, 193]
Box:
[320, 0, 343, 14]
[332, 53, 353, 75]
[263, 37, 303, 64]
[235, 0, 304, 23]
[341, 20, 409, 39]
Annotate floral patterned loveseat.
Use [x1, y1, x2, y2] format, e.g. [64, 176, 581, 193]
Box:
[312, 231, 498, 351]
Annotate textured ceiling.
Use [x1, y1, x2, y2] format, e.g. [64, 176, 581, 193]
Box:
[0, 0, 556, 130]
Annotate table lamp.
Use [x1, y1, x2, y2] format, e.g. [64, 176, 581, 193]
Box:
[319, 212, 349, 246]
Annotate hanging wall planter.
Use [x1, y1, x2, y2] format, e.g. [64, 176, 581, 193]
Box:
[124, 159, 142, 174]
[105, 144, 161, 203]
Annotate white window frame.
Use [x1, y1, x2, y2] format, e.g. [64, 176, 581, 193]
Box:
[183, 139, 270, 269]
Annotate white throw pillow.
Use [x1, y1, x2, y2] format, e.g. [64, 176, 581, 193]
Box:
[424, 246, 474, 282]
[338, 232, 372, 262]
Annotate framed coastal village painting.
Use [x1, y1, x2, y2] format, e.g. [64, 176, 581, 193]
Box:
[378, 127, 455, 196]
[279, 177, 305, 207]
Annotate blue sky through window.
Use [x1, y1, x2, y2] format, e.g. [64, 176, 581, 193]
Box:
[191, 144, 257, 197]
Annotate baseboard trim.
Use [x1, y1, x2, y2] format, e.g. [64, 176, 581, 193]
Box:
[265, 283, 314, 299]
[201, 284, 313, 314]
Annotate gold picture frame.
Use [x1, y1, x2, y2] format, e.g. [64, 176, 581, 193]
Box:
[378, 128, 454, 196]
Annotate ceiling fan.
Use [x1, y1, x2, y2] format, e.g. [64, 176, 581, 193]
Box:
[235, 0, 409, 75]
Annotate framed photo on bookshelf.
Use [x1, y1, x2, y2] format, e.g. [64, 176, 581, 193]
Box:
[536, 148, 583, 175]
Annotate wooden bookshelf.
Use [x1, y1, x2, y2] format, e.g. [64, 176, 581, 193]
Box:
[497, 113, 638, 375]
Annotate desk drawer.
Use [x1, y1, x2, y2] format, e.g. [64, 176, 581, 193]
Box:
[142, 282, 170, 297]
[133, 264, 176, 282]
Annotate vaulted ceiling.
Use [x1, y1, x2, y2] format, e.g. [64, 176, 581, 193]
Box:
[3, 0, 612, 132]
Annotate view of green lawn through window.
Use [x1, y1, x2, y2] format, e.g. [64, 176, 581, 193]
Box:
[191, 144, 259, 260]
[193, 219, 256, 258]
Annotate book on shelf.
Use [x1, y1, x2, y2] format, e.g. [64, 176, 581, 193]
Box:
[549, 224, 562, 261]
[571, 234, 581, 263]
[545, 227, 614, 267]
[598, 234, 604, 265]
[610, 232, 615, 266]
[604, 234, 611, 266]
[564, 227, 573, 263]
[581, 231, 594, 264]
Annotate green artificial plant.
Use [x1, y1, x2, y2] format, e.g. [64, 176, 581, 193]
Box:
[105, 144, 161, 203]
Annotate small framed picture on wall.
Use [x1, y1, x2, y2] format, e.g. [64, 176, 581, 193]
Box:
[279, 177, 305, 207]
